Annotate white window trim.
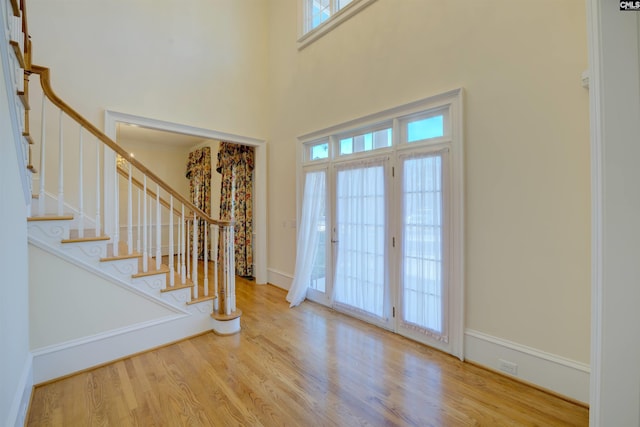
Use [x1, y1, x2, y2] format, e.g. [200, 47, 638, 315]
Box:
[297, 88, 465, 359]
[297, 0, 378, 50]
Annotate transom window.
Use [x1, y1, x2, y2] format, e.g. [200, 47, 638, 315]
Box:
[339, 128, 391, 156]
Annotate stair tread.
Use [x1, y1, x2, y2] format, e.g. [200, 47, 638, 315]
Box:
[27, 214, 74, 221]
[187, 295, 217, 305]
[132, 262, 170, 278]
[161, 280, 194, 293]
[62, 235, 110, 244]
[100, 242, 141, 261]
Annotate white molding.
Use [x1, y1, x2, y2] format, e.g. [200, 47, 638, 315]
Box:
[586, 0, 603, 422]
[465, 329, 590, 404]
[104, 110, 268, 285]
[104, 110, 264, 147]
[31, 315, 185, 358]
[4, 352, 32, 427]
[31, 312, 216, 383]
[298, 89, 463, 143]
[267, 268, 294, 290]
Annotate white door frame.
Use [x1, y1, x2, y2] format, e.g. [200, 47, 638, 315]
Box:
[587, 1, 640, 425]
[103, 110, 268, 285]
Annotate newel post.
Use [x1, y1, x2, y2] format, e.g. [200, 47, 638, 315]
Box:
[210, 222, 241, 335]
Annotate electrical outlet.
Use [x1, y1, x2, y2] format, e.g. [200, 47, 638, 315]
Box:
[498, 359, 518, 376]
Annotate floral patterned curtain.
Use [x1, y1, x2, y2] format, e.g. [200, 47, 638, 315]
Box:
[186, 146, 211, 260]
[217, 142, 254, 277]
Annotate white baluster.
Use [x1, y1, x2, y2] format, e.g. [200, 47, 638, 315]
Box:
[149, 197, 153, 265]
[142, 175, 148, 272]
[181, 205, 186, 285]
[95, 141, 101, 235]
[177, 207, 182, 281]
[57, 110, 64, 215]
[213, 224, 219, 300]
[204, 222, 208, 297]
[230, 227, 236, 312]
[186, 219, 191, 280]
[156, 185, 161, 270]
[169, 196, 175, 287]
[192, 213, 198, 299]
[136, 188, 141, 253]
[113, 153, 119, 257]
[38, 95, 45, 215]
[77, 127, 84, 237]
[127, 160, 133, 254]
[227, 225, 236, 314]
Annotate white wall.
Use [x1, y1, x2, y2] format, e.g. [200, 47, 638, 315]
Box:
[28, 0, 268, 141]
[268, 0, 590, 400]
[29, 245, 177, 349]
[0, 45, 32, 426]
[588, 1, 640, 425]
[118, 137, 194, 199]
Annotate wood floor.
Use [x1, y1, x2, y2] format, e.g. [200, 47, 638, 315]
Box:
[27, 277, 588, 426]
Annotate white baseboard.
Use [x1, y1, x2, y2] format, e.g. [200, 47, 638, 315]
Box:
[464, 329, 590, 404]
[267, 268, 293, 290]
[31, 313, 218, 384]
[5, 352, 33, 427]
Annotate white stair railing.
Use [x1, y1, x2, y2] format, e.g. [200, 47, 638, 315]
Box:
[28, 64, 238, 317]
[127, 160, 133, 254]
[57, 109, 63, 215]
[169, 196, 175, 287]
[77, 127, 84, 237]
[38, 95, 45, 215]
[155, 185, 161, 270]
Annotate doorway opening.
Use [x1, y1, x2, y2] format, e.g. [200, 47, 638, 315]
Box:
[104, 110, 267, 284]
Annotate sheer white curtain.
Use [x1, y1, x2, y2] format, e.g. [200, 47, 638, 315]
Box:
[402, 152, 444, 334]
[333, 161, 386, 318]
[287, 170, 326, 307]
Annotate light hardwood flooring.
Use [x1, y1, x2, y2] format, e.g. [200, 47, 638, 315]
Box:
[27, 277, 588, 426]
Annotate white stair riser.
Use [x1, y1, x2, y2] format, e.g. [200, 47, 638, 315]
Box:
[130, 274, 167, 292]
[28, 220, 71, 242]
[98, 258, 139, 281]
[60, 241, 108, 260]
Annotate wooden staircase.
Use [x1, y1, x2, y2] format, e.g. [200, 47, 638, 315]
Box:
[2, 0, 241, 383]
[26, 212, 222, 316]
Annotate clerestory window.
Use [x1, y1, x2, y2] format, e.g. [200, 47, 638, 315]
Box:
[299, 0, 378, 49]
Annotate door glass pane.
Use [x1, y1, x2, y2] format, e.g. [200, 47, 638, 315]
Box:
[402, 154, 444, 333]
[309, 180, 327, 292]
[334, 163, 386, 318]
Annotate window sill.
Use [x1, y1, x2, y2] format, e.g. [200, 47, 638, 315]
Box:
[297, 0, 378, 50]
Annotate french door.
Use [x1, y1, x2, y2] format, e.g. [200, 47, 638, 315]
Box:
[300, 91, 463, 358]
[396, 149, 451, 352]
[319, 149, 452, 353]
[332, 158, 391, 328]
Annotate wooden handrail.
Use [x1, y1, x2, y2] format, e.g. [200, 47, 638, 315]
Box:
[30, 64, 231, 228]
